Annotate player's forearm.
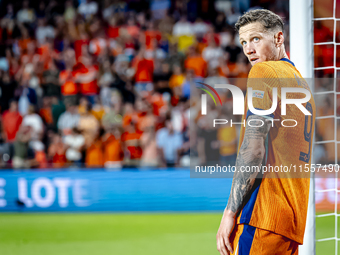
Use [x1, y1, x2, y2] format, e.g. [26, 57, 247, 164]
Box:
[225, 148, 263, 215]
[225, 116, 270, 216]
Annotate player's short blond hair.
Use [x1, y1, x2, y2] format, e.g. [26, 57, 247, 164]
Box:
[235, 9, 284, 34]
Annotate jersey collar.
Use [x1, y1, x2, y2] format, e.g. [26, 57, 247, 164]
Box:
[280, 58, 295, 67]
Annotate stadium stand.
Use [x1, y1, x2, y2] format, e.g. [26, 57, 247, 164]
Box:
[0, 0, 335, 170]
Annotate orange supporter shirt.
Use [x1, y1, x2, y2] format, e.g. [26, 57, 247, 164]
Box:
[135, 59, 154, 82]
[74, 39, 89, 62]
[148, 93, 166, 116]
[103, 135, 124, 162]
[59, 70, 78, 95]
[52, 153, 67, 167]
[184, 56, 207, 78]
[2, 111, 23, 142]
[144, 30, 162, 49]
[236, 59, 316, 244]
[107, 26, 120, 38]
[169, 74, 185, 88]
[37, 44, 55, 70]
[122, 112, 147, 133]
[35, 151, 48, 168]
[39, 108, 53, 125]
[18, 38, 33, 53]
[121, 131, 142, 159]
[75, 65, 99, 95]
[86, 140, 104, 167]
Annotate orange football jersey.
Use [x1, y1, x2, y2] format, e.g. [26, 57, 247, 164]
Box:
[236, 58, 316, 244]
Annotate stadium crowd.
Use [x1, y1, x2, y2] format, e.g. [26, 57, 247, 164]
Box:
[0, 0, 336, 169]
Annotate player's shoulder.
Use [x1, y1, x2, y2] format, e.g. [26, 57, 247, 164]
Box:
[248, 61, 283, 78]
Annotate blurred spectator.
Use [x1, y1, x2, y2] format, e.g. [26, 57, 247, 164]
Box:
[0, 57, 9, 73]
[13, 125, 32, 168]
[224, 36, 242, 63]
[144, 21, 162, 52]
[16, 0, 36, 24]
[102, 0, 114, 22]
[234, 54, 250, 92]
[36, 18, 55, 45]
[74, 55, 99, 103]
[169, 64, 185, 89]
[197, 110, 220, 165]
[204, 67, 229, 87]
[89, 32, 108, 58]
[192, 18, 209, 37]
[57, 103, 80, 137]
[184, 46, 207, 78]
[182, 69, 197, 99]
[51, 96, 66, 130]
[125, 17, 140, 39]
[102, 102, 123, 132]
[36, 1, 46, 19]
[165, 43, 183, 69]
[85, 132, 104, 167]
[22, 105, 44, 141]
[2, 100, 23, 143]
[106, 16, 120, 39]
[78, 0, 98, 20]
[154, 62, 171, 92]
[42, 61, 60, 97]
[217, 113, 237, 166]
[133, 48, 154, 94]
[64, 128, 85, 166]
[178, 127, 190, 167]
[91, 96, 106, 121]
[151, 0, 171, 20]
[48, 132, 67, 167]
[214, 12, 227, 32]
[39, 96, 54, 128]
[59, 48, 78, 104]
[121, 113, 143, 167]
[202, 39, 224, 69]
[140, 104, 158, 167]
[156, 117, 183, 167]
[0, 69, 18, 114]
[16, 78, 38, 116]
[33, 141, 48, 168]
[4, 4, 14, 20]
[78, 101, 100, 147]
[64, 0, 76, 23]
[103, 126, 124, 168]
[172, 16, 196, 52]
[172, 16, 193, 37]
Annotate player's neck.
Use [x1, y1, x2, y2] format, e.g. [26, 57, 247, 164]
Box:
[280, 53, 289, 60]
[277, 48, 289, 60]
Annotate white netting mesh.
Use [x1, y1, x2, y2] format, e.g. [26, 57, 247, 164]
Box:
[313, 0, 340, 253]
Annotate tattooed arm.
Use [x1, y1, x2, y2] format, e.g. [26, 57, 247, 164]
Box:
[226, 115, 271, 215]
[217, 115, 271, 255]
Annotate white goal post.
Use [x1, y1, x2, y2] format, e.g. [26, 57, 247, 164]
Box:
[289, 0, 315, 254]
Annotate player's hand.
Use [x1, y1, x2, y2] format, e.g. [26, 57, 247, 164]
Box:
[216, 209, 236, 255]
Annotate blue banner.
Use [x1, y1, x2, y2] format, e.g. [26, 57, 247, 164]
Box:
[0, 169, 231, 212]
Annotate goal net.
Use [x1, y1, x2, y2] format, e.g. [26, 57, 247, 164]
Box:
[292, 0, 340, 254]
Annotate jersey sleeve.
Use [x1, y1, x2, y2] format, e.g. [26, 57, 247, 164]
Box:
[246, 63, 279, 120]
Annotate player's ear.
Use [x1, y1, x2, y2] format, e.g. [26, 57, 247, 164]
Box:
[275, 31, 284, 47]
